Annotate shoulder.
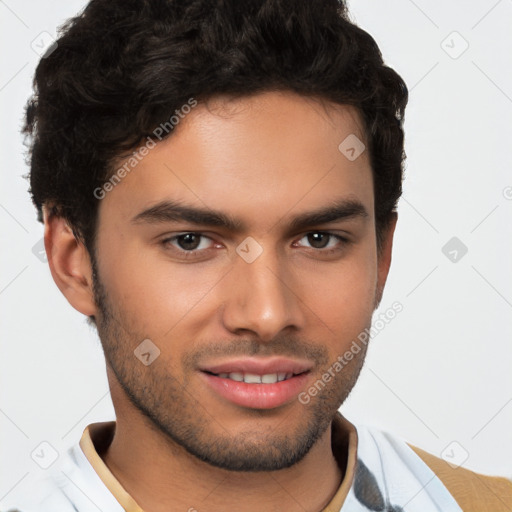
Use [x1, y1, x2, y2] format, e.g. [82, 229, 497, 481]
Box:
[350, 421, 512, 511]
[0, 473, 78, 512]
[409, 443, 512, 512]
[1, 432, 124, 512]
[347, 423, 463, 510]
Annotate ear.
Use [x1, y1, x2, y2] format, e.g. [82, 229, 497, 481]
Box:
[374, 213, 398, 309]
[43, 207, 97, 317]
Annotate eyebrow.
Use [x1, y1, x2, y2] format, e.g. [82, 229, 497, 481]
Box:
[131, 197, 369, 232]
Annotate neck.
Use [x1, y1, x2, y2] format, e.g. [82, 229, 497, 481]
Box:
[102, 414, 343, 512]
[101, 380, 346, 512]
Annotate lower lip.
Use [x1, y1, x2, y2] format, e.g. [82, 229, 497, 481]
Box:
[201, 372, 310, 409]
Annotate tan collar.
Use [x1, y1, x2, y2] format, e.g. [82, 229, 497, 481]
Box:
[79, 420, 143, 511]
[79, 412, 358, 511]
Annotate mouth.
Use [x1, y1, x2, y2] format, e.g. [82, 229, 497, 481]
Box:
[203, 370, 305, 384]
[199, 358, 313, 410]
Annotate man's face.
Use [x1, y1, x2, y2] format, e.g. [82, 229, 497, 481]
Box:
[92, 91, 391, 471]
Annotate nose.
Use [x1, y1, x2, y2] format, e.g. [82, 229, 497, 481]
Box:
[221, 242, 305, 342]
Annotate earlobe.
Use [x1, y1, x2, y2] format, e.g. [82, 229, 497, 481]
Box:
[43, 207, 97, 317]
[374, 213, 398, 309]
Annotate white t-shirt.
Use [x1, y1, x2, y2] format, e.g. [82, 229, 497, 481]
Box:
[2, 414, 463, 512]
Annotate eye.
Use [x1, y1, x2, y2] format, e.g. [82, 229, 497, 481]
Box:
[295, 232, 349, 253]
[161, 232, 215, 256]
[160, 231, 350, 260]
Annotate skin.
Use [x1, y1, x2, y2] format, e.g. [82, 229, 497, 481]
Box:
[45, 90, 396, 512]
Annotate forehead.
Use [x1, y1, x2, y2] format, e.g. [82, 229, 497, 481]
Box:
[99, 91, 374, 232]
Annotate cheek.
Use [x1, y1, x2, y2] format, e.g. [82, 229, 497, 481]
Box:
[98, 239, 224, 335]
[97, 228, 378, 346]
[301, 246, 377, 345]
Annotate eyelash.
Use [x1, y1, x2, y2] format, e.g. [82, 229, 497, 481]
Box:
[160, 231, 350, 259]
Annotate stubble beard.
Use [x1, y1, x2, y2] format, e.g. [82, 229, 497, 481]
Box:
[91, 258, 369, 472]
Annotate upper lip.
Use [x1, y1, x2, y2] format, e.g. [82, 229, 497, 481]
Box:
[200, 357, 313, 376]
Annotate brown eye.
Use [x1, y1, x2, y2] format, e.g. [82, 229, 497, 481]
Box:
[297, 232, 348, 252]
[175, 233, 202, 251]
[161, 232, 215, 258]
[306, 232, 331, 249]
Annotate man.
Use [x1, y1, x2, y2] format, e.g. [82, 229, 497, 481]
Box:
[8, 0, 512, 510]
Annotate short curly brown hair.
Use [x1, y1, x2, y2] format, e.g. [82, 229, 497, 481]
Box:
[23, 0, 408, 255]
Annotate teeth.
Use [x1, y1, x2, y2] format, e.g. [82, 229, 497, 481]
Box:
[261, 373, 278, 384]
[244, 373, 262, 384]
[216, 372, 293, 384]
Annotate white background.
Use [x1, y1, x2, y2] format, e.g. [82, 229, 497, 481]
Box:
[1, 0, 511, 506]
